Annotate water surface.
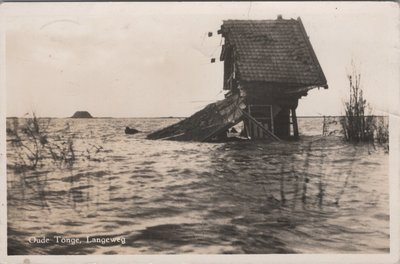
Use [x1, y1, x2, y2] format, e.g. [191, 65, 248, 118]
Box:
[7, 117, 389, 254]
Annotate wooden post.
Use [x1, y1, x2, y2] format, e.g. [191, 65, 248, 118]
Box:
[244, 121, 250, 138]
[286, 108, 291, 138]
[247, 106, 252, 139]
[291, 108, 299, 139]
[253, 122, 258, 139]
[269, 105, 274, 134]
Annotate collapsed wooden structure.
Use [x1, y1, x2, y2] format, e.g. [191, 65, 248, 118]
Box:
[147, 16, 328, 142]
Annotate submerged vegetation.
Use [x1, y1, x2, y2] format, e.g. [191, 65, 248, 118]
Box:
[6, 113, 105, 172]
[340, 64, 388, 145]
[7, 114, 75, 171]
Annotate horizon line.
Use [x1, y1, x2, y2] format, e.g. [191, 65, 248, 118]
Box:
[6, 115, 389, 119]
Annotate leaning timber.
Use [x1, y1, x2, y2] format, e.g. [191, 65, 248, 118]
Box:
[147, 94, 246, 142]
[148, 15, 328, 142]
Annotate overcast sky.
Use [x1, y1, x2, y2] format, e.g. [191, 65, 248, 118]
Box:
[2, 2, 399, 117]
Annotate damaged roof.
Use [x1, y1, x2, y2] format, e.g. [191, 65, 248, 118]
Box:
[220, 17, 328, 88]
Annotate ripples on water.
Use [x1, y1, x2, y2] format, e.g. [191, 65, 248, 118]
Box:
[7, 118, 389, 254]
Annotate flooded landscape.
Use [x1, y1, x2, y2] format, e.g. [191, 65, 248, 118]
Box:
[2, 2, 398, 263]
[7, 117, 389, 255]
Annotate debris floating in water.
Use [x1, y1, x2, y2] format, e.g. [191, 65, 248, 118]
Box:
[125, 127, 140, 135]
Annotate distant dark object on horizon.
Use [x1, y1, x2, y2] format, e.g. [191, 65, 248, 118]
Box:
[125, 127, 140, 135]
[71, 111, 93, 118]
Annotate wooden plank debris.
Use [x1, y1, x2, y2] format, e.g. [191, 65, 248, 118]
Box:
[147, 94, 246, 142]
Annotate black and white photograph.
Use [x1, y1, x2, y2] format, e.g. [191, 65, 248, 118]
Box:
[0, 1, 399, 263]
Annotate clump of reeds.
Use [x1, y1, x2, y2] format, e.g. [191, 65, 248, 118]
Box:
[340, 65, 375, 143]
[7, 112, 108, 172]
[7, 113, 76, 171]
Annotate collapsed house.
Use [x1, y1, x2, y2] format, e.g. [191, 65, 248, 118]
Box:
[147, 16, 328, 142]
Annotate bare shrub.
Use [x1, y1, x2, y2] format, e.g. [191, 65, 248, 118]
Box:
[340, 64, 375, 143]
[340, 63, 389, 149]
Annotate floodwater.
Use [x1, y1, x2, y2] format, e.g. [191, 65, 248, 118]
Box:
[7, 117, 389, 254]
